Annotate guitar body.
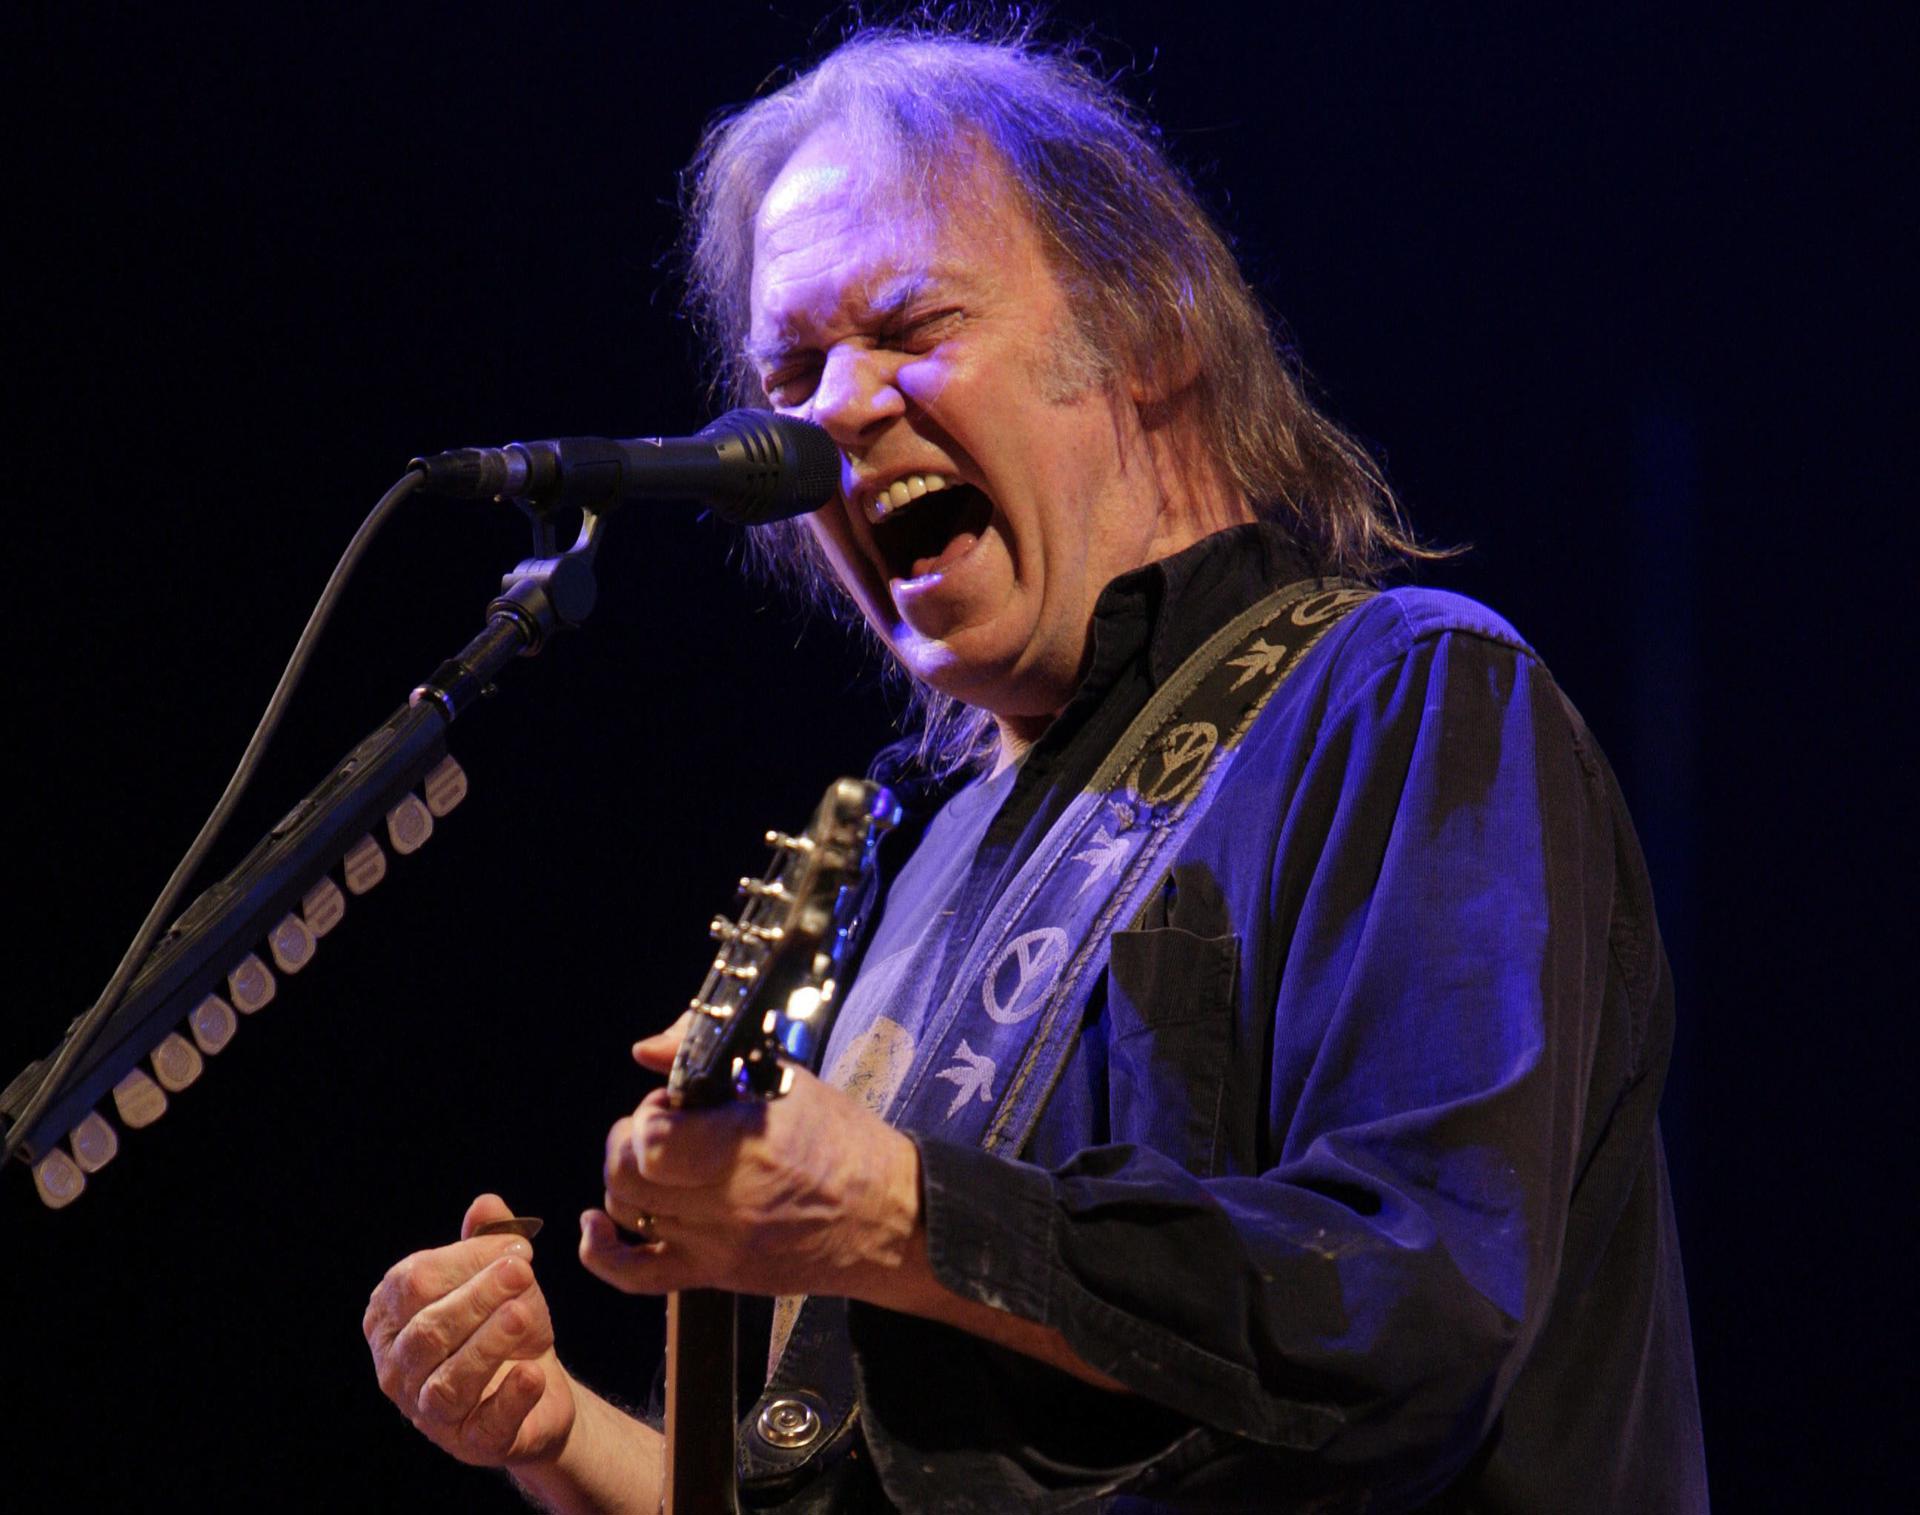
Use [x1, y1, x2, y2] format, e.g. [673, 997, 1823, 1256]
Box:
[660, 778, 898, 1515]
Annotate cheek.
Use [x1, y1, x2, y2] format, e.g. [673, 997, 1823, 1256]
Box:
[896, 352, 954, 410]
[803, 513, 894, 624]
[802, 511, 859, 586]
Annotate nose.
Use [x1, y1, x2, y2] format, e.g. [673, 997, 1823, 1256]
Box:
[809, 343, 905, 449]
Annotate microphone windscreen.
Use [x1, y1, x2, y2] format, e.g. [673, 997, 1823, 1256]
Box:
[698, 410, 842, 525]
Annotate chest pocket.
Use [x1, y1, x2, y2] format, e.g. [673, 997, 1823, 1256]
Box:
[1105, 862, 1241, 1177]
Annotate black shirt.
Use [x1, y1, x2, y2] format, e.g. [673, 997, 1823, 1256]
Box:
[814, 524, 1707, 1512]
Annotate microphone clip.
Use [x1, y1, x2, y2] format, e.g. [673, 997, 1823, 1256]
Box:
[494, 500, 606, 652]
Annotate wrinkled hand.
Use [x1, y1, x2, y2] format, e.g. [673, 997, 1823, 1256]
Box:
[364, 1193, 577, 1468]
[578, 1018, 921, 1300]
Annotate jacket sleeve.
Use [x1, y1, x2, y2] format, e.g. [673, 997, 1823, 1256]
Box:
[847, 622, 1631, 1510]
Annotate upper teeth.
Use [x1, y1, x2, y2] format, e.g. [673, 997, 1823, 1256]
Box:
[869, 473, 950, 521]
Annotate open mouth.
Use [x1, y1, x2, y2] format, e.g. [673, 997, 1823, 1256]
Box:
[871, 482, 994, 581]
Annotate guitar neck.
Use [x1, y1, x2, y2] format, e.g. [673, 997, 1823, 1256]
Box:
[663, 1287, 740, 1514]
[658, 779, 898, 1513]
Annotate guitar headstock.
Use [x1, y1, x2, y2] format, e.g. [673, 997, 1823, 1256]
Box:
[667, 778, 899, 1108]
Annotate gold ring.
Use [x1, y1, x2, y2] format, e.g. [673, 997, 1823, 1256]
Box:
[620, 1210, 657, 1243]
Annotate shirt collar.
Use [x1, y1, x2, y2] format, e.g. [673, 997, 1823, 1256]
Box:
[1080, 520, 1317, 701]
[871, 521, 1319, 804]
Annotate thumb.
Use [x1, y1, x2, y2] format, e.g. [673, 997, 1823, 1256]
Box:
[632, 1009, 694, 1073]
[460, 1191, 514, 1240]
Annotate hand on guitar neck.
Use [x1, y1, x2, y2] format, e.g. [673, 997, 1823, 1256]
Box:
[361, 1022, 1126, 1515]
[577, 1016, 923, 1300]
[360, 772, 1122, 1515]
[584, 1018, 1129, 1390]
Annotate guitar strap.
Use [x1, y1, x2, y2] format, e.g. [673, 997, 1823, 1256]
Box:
[736, 578, 1373, 1508]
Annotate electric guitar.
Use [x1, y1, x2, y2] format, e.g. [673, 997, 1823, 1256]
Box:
[661, 777, 899, 1514]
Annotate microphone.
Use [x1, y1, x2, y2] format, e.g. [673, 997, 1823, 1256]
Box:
[408, 410, 840, 525]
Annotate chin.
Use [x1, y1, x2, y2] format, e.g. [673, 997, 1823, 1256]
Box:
[903, 650, 1072, 732]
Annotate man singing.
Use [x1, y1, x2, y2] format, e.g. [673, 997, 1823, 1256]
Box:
[363, 23, 1706, 1512]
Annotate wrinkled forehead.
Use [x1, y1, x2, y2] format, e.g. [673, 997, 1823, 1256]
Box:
[753, 155, 929, 270]
[755, 146, 885, 235]
[759, 118, 1025, 251]
[748, 128, 1011, 332]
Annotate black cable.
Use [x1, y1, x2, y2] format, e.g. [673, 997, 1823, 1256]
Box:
[4, 470, 426, 1166]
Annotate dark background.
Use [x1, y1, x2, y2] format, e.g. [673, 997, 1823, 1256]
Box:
[3, 3, 1905, 1509]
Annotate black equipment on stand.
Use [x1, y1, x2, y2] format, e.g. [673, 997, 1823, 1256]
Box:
[0, 410, 837, 1207]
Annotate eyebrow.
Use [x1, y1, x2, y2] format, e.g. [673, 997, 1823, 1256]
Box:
[743, 271, 949, 368]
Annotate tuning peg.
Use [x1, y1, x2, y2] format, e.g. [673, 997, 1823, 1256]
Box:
[385, 792, 433, 855]
[764, 830, 815, 853]
[266, 912, 316, 974]
[31, 1146, 86, 1209]
[711, 916, 785, 945]
[342, 834, 386, 894]
[69, 1111, 118, 1173]
[111, 1067, 167, 1128]
[737, 878, 788, 900]
[227, 952, 276, 1013]
[302, 876, 346, 937]
[150, 1031, 203, 1093]
[188, 993, 238, 1054]
[423, 754, 468, 816]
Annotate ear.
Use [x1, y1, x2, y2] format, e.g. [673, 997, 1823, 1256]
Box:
[1125, 338, 1202, 416]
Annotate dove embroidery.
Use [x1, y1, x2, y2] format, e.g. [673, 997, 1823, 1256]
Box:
[934, 1040, 997, 1118]
[1226, 637, 1287, 690]
[1071, 826, 1132, 894]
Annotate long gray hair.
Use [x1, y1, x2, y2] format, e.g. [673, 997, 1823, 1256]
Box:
[682, 19, 1433, 775]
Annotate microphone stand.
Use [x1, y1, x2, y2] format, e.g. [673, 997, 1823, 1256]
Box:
[1, 501, 609, 1203]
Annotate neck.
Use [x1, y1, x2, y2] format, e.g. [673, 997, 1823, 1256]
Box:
[977, 481, 1259, 779]
[988, 717, 1041, 777]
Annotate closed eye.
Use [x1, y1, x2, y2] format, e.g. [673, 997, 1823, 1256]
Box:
[757, 309, 965, 408]
[883, 308, 963, 351]
[762, 361, 821, 408]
